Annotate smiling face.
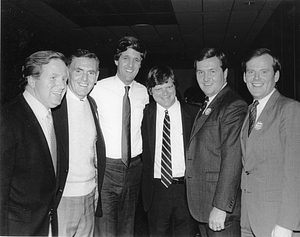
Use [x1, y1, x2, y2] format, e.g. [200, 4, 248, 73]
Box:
[28, 58, 68, 109]
[115, 48, 142, 85]
[244, 54, 279, 100]
[195, 56, 227, 97]
[151, 78, 176, 109]
[68, 57, 99, 99]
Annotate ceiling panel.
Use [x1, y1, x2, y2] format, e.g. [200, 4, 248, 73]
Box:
[2, 0, 282, 68]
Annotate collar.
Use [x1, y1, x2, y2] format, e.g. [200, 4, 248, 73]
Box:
[157, 98, 179, 114]
[255, 88, 276, 110]
[23, 90, 49, 119]
[67, 86, 87, 102]
[207, 82, 227, 105]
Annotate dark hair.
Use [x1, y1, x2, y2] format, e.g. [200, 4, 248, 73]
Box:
[194, 47, 228, 71]
[146, 65, 177, 92]
[241, 48, 281, 73]
[113, 36, 147, 62]
[67, 49, 100, 70]
[20, 50, 67, 89]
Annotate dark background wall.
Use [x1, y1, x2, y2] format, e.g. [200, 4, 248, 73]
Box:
[1, 0, 299, 105]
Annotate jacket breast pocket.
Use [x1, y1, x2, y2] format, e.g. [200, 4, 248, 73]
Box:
[8, 205, 31, 222]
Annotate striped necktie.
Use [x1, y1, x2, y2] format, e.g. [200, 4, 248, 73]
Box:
[161, 110, 172, 188]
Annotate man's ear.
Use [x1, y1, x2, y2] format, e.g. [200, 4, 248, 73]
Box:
[223, 68, 228, 81]
[274, 71, 280, 83]
[27, 76, 36, 88]
[114, 60, 118, 66]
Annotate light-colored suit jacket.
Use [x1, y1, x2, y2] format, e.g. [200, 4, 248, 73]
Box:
[240, 90, 300, 236]
[186, 85, 247, 223]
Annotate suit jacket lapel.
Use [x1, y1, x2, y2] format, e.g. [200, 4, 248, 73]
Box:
[147, 103, 157, 163]
[52, 97, 69, 163]
[190, 85, 230, 142]
[245, 90, 281, 160]
[22, 97, 57, 182]
[180, 102, 192, 155]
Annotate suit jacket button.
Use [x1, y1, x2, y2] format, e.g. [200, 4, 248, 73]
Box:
[245, 171, 250, 175]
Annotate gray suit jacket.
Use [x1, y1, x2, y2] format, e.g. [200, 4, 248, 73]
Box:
[240, 90, 300, 236]
[186, 85, 247, 223]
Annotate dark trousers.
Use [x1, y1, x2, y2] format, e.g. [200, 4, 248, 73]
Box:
[198, 220, 241, 237]
[94, 156, 142, 237]
[148, 179, 196, 237]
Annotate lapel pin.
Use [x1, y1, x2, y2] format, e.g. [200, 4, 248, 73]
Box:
[205, 108, 211, 116]
[255, 121, 263, 130]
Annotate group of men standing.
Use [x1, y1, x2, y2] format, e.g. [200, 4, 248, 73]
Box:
[1, 35, 300, 237]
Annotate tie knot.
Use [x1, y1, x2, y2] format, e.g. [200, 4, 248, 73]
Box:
[125, 86, 130, 94]
[165, 110, 168, 115]
[204, 96, 209, 103]
[252, 100, 259, 107]
[46, 110, 52, 119]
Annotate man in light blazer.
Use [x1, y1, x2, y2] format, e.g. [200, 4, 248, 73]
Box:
[0, 51, 68, 236]
[52, 49, 106, 237]
[240, 48, 300, 237]
[141, 65, 199, 236]
[186, 48, 248, 237]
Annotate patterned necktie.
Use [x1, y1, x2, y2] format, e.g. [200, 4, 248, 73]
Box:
[248, 100, 259, 136]
[46, 111, 57, 174]
[201, 96, 209, 114]
[122, 86, 131, 167]
[161, 110, 172, 188]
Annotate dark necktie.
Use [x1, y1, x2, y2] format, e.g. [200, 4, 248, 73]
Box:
[201, 96, 209, 114]
[161, 110, 172, 188]
[122, 86, 131, 167]
[248, 100, 259, 136]
[46, 111, 57, 174]
[194, 96, 209, 123]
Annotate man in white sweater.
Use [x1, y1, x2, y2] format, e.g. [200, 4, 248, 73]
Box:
[53, 49, 106, 237]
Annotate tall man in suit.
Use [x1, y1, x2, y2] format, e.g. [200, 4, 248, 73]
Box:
[0, 51, 68, 236]
[186, 48, 248, 237]
[141, 65, 199, 236]
[240, 48, 300, 237]
[52, 49, 106, 237]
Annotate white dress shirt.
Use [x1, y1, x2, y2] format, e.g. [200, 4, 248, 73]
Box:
[154, 99, 185, 178]
[90, 75, 149, 158]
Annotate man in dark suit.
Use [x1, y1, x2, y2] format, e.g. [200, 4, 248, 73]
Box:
[0, 51, 68, 236]
[141, 65, 199, 236]
[52, 49, 106, 237]
[186, 48, 248, 237]
[240, 48, 300, 237]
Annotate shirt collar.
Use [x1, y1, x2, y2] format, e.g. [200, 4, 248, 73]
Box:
[208, 82, 227, 105]
[157, 97, 179, 114]
[114, 74, 135, 92]
[255, 88, 276, 110]
[23, 89, 49, 119]
[67, 86, 87, 102]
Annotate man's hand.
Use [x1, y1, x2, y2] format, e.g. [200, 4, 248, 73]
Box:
[209, 207, 226, 231]
[271, 225, 292, 237]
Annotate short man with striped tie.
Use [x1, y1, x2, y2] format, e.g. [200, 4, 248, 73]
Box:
[141, 65, 199, 236]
